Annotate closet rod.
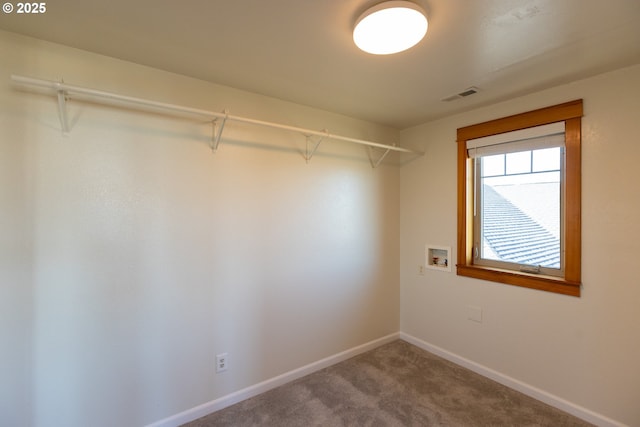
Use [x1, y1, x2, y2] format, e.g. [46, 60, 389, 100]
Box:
[11, 75, 422, 155]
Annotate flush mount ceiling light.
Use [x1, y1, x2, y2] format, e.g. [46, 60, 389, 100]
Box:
[353, 1, 428, 55]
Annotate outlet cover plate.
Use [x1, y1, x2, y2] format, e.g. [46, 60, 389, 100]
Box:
[466, 305, 483, 323]
[216, 353, 228, 373]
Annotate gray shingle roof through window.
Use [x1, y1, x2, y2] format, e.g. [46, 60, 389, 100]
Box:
[482, 185, 560, 268]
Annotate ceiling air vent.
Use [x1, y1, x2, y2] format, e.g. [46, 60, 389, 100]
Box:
[441, 86, 479, 102]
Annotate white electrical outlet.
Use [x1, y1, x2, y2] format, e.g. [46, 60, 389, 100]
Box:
[216, 353, 228, 373]
[418, 265, 425, 275]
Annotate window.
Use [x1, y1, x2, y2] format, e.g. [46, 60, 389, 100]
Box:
[472, 122, 564, 277]
[456, 100, 582, 296]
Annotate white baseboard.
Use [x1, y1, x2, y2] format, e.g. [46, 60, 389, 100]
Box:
[145, 332, 400, 427]
[399, 332, 626, 427]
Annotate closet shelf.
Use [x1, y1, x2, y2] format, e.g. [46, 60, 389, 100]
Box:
[11, 75, 423, 167]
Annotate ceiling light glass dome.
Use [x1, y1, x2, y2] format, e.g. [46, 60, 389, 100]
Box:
[353, 1, 428, 55]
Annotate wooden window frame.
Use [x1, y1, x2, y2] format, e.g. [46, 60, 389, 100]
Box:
[456, 100, 582, 297]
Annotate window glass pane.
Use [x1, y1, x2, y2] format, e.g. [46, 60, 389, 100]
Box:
[481, 154, 504, 177]
[505, 151, 531, 175]
[532, 147, 560, 172]
[480, 149, 561, 269]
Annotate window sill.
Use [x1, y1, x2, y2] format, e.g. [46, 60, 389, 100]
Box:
[456, 264, 581, 297]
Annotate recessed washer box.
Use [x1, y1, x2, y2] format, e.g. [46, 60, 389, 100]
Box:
[425, 244, 451, 272]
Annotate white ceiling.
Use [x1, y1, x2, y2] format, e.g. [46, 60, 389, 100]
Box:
[1, 0, 639, 129]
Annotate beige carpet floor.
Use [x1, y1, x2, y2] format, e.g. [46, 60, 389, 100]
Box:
[183, 340, 593, 426]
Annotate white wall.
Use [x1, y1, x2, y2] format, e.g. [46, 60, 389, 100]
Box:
[0, 30, 401, 427]
[0, 36, 33, 427]
[400, 65, 640, 426]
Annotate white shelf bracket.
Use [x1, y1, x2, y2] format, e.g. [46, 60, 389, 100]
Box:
[368, 144, 393, 168]
[211, 110, 228, 152]
[304, 129, 327, 163]
[56, 89, 70, 134]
